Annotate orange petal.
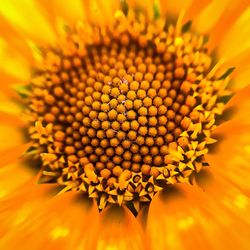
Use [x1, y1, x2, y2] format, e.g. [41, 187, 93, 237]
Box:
[97, 205, 148, 250]
[0, 71, 28, 94]
[0, 180, 99, 249]
[207, 121, 250, 191]
[0, 142, 31, 168]
[147, 186, 211, 250]
[160, 0, 192, 17]
[219, 6, 250, 62]
[208, 0, 250, 51]
[193, 0, 248, 42]
[185, 0, 211, 21]
[224, 84, 250, 125]
[0, 111, 26, 127]
[0, 160, 34, 200]
[0, 123, 25, 151]
[229, 52, 250, 91]
[0, 89, 25, 116]
[147, 181, 250, 250]
[193, 0, 232, 33]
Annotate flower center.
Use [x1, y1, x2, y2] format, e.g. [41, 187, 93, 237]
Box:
[27, 10, 230, 212]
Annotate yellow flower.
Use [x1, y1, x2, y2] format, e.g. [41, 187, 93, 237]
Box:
[0, 0, 250, 249]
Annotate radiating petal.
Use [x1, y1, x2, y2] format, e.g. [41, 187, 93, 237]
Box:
[0, 0, 56, 45]
[216, 4, 250, 90]
[230, 55, 250, 91]
[36, 0, 86, 31]
[218, 6, 250, 62]
[0, 89, 24, 116]
[147, 180, 250, 250]
[223, 84, 250, 125]
[194, 0, 233, 34]
[207, 0, 250, 50]
[0, 143, 31, 168]
[0, 123, 24, 151]
[0, 181, 99, 249]
[185, 0, 211, 20]
[0, 160, 33, 200]
[83, 0, 119, 25]
[0, 37, 30, 82]
[97, 205, 148, 250]
[160, 0, 192, 17]
[207, 122, 250, 191]
[0, 110, 25, 127]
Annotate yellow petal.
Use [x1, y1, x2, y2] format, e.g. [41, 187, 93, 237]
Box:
[84, 0, 119, 25]
[194, 0, 231, 33]
[208, 1, 249, 50]
[219, 6, 250, 62]
[37, 0, 86, 30]
[185, 0, 211, 20]
[0, 37, 30, 81]
[160, 0, 192, 17]
[0, 0, 56, 45]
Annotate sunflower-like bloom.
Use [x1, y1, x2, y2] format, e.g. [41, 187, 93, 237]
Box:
[0, 0, 250, 249]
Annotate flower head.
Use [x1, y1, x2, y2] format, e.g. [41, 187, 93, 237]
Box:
[0, 0, 250, 249]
